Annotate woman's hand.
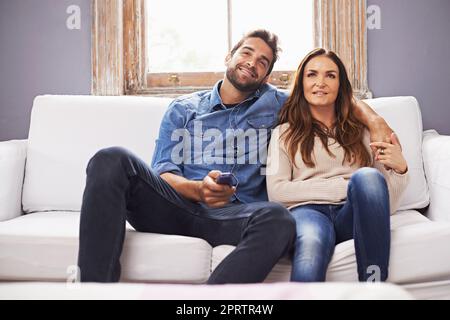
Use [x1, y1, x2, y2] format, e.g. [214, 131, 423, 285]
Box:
[370, 133, 408, 174]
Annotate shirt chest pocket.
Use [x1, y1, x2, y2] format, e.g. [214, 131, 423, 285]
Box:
[246, 115, 277, 129]
[238, 115, 276, 163]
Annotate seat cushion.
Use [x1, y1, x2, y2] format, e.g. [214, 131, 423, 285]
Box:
[364, 97, 429, 210]
[0, 212, 211, 283]
[213, 210, 450, 284]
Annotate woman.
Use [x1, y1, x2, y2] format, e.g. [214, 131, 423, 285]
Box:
[266, 48, 409, 282]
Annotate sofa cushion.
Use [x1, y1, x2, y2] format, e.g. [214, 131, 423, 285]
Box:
[22, 95, 173, 213]
[364, 96, 429, 210]
[213, 210, 450, 285]
[0, 212, 211, 283]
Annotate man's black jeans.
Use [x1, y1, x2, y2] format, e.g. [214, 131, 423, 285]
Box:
[78, 147, 296, 284]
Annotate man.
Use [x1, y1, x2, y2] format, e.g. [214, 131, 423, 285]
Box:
[78, 29, 392, 283]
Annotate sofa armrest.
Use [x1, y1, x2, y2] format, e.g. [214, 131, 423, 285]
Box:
[423, 130, 450, 222]
[0, 140, 27, 221]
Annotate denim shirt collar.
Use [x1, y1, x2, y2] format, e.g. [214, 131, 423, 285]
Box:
[210, 80, 262, 112]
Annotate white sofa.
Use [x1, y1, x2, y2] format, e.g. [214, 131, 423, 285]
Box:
[1, 95, 450, 299]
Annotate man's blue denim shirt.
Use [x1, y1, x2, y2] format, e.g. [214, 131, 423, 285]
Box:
[151, 81, 288, 203]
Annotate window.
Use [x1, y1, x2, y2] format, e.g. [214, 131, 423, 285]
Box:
[92, 0, 371, 98]
[313, 0, 372, 98]
[145, 0, 313, 91]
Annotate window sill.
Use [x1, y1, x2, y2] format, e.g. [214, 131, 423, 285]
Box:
[127, 83, 290, 98]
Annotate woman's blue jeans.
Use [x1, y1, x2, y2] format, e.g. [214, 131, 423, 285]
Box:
[290, 168, 391, 282]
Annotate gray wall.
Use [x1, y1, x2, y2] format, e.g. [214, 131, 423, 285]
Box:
[368, 0, 450, 135]
[1, 0, 450, 140]
[0, 0, 91, 141]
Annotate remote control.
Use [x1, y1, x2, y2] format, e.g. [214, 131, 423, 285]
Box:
[216, 173, 236, 187]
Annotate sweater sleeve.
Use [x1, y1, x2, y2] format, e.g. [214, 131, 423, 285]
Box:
[373, 161, 409, 215]
[363, 132, 409, 214]
[266, 126, 348, 207]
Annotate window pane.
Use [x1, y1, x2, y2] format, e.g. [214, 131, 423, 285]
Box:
[146, 0, 313, 75]
[146, 0, 228, 73]
[232, 0, 314, 71]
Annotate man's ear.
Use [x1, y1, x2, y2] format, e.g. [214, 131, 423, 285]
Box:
[262, 74, 270, 84]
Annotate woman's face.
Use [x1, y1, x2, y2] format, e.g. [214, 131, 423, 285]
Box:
[303, 55, 340, 110]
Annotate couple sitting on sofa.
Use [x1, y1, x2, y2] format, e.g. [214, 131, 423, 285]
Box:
[77, 29, 408, 284]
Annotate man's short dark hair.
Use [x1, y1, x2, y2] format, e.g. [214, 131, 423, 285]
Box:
[230, 29, 281, 76]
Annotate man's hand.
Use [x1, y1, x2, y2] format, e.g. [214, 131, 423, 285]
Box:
[369, 116, 393, 143]
[197, 171, 236, 208]
[353, 100, 394, 147]
[370, 133, 408, 174]
[353, 100, 400, 170]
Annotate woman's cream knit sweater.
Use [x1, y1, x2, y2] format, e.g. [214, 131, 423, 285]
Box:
[266, 123, 409, 214]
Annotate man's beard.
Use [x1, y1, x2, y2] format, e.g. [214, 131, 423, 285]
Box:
[226, 66, 265, 93]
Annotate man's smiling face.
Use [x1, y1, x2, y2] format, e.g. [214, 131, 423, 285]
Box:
[225, 37, 274, 93]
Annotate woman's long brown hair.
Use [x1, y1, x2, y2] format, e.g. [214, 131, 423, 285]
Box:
[278, 48, 371, 168]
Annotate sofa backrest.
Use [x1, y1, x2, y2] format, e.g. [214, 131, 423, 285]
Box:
[22, 95, 429, 213]
[22, 95, 172, 212]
